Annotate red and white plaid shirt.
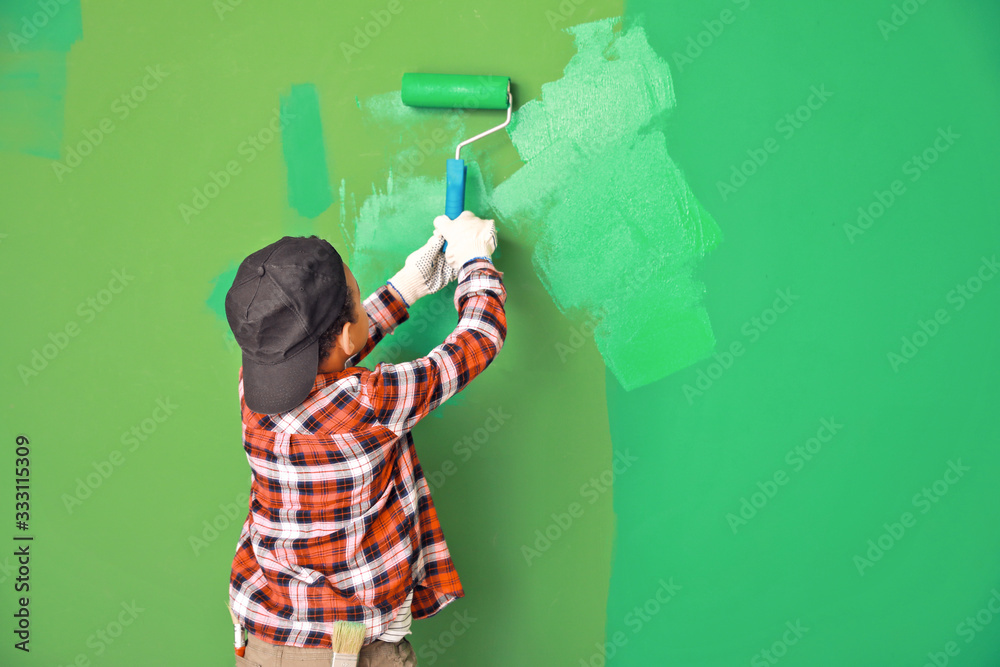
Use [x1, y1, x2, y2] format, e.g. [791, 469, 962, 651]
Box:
[229, 258, 506, 647]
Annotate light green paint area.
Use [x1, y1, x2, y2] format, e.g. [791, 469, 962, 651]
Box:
[503, 19, 675, 164]
[0, 0, 81, 158]
[279, 83, 333, 219]
[492, 18, 721, 391]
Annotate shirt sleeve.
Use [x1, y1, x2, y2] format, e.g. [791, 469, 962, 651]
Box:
[345, 283, 411, 367]
[359, 258, 507, 436]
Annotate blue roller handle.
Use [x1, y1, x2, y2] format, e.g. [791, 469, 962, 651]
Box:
[443, 158, 467, 252]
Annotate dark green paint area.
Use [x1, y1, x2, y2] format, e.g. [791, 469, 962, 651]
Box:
[280, 83, 333, 219]
[0, 52, 67, 158]
[602, 0, 1000, 664]
[0, 0, 81, 158]
[0, 0, 82, 53]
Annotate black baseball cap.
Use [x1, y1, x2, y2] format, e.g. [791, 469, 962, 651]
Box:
[225, 236, 347, 415]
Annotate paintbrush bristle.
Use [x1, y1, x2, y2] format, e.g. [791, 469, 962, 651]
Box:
[331, 621, 366, 654]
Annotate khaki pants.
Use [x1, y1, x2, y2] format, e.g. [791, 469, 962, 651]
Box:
[237, 632, 417, 667]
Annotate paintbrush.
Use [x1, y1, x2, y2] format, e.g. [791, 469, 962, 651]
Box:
[227, 602, 247, 657]
[330, 621, 367, 667]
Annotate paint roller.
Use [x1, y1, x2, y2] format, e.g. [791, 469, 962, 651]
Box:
[401, 73, 512, 250]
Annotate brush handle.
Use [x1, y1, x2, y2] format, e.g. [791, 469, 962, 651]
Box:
[331, 653, 359, 667]
[443, 158, 468, 252]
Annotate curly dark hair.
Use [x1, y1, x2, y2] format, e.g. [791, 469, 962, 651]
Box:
[317, 283, 358, 364]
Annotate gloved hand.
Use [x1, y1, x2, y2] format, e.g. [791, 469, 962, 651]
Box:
[386, 232, 458, 307]
[433, 211, 498, 272]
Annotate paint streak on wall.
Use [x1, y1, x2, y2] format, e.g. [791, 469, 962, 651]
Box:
[0, 0, 82, 158]
[491, 18, 722, 391]
[280, 83, 333, 219]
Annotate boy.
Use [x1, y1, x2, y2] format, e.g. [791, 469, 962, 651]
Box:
[224, 212, 505, 666]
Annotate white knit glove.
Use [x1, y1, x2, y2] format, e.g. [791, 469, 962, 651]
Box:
[386, 232, 458, 307]
[433, 211, 498, 272]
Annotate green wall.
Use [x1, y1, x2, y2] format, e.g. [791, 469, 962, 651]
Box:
[603, 0, 1000, 665]
[2, 0, 999, 665]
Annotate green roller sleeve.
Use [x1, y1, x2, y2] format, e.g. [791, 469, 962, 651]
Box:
[401, 73, 510, 110]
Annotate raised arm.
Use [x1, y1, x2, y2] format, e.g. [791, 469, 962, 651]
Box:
[344, 284, 411, 367]
[347, 231, 459, 367]
[360, 258, 506, 435]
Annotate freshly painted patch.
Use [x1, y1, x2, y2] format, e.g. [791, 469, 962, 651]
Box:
[491, 17, 721, 391]
[0, 0, 81, 158]
[280, 83, 333, 219]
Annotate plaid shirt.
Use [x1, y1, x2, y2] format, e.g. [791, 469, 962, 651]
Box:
[229, 258, 506, 647]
